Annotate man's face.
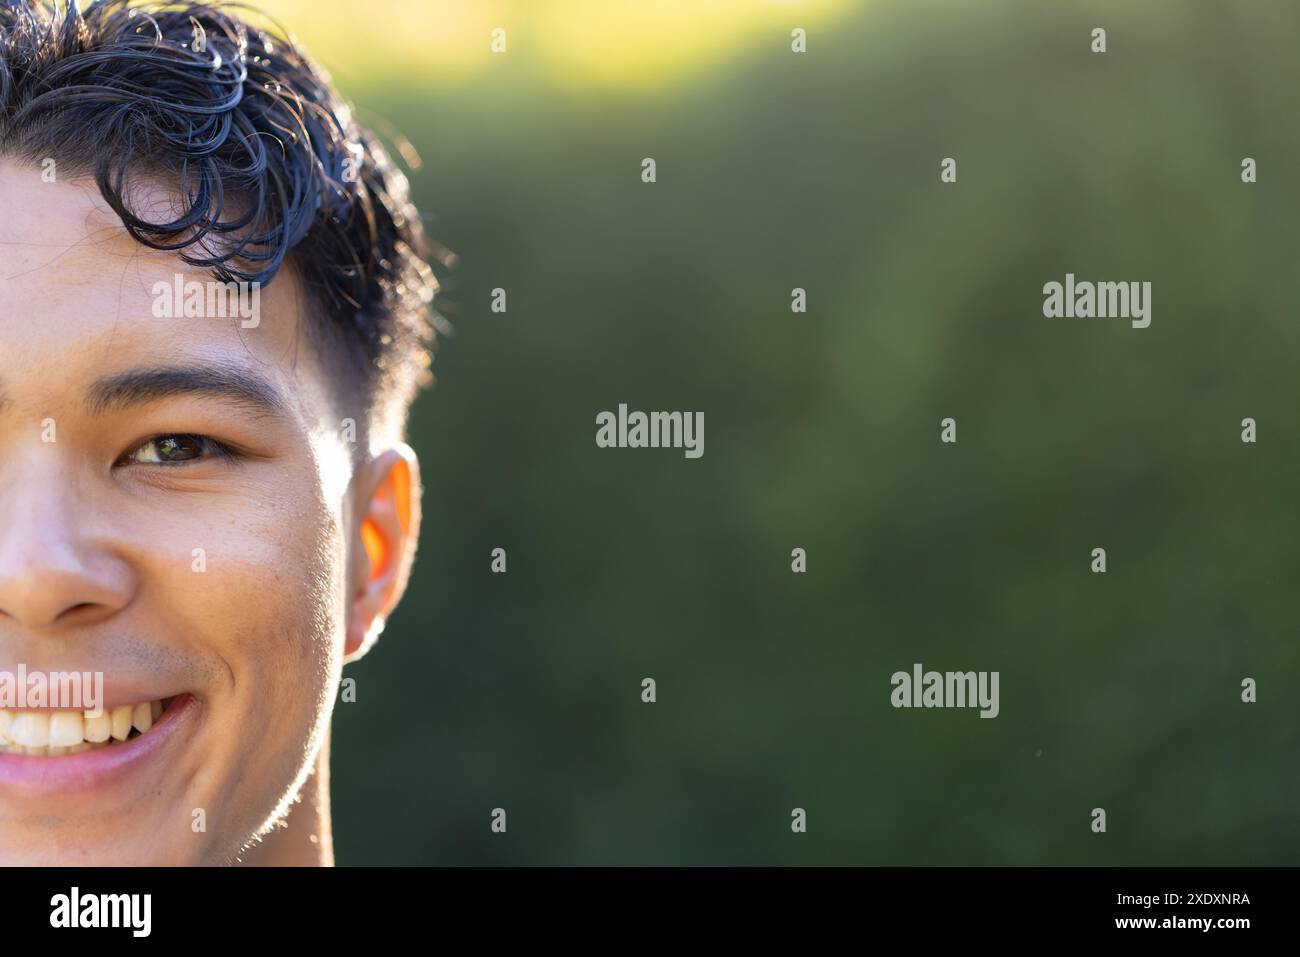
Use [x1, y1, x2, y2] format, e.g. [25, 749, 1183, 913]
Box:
[0, 159, 360, 864]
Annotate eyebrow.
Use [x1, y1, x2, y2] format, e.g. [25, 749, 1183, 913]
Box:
[86, 364, 290, 418]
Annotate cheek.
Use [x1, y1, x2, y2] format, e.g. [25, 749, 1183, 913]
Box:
[140, 483, 348, 685]
[207, 485, 347, 726]
[130, 472, 349, 844]
[223, 509, 345, 704]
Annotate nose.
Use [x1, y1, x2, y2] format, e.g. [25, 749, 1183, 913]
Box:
[0, 457, 134, 631]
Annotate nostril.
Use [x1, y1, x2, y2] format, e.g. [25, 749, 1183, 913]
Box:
[56, 602, 99, 623]
[0, 560, 135, 629]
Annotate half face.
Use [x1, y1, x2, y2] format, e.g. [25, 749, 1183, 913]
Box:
[0, 159, 360, 864]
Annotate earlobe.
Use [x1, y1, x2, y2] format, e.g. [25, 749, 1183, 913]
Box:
[344, 445, 421, 662]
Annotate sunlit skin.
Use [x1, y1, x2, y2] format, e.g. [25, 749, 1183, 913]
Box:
[0, 158, 421, 865]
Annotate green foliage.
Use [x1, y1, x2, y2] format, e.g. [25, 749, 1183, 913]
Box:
[330, 0, 1300, 864]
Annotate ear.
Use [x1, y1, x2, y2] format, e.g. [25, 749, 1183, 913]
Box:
[344, 444, 422, 662]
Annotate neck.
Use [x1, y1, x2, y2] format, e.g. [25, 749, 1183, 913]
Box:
[241, 732, 334, 866]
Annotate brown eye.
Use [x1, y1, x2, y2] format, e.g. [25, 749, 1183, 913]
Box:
[125, 434, 215, 465]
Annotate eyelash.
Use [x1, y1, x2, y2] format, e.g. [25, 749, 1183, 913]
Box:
[116, 434, 239, 468]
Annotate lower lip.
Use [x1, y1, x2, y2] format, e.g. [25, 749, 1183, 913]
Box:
[0, 694, 198, 798]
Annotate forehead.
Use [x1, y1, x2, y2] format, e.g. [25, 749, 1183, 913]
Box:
[0, 158, 327, 418]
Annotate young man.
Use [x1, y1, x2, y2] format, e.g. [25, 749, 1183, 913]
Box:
[0, 0, 437, 864]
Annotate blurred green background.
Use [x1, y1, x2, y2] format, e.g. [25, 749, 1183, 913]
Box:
[263, 0, 1299, 864]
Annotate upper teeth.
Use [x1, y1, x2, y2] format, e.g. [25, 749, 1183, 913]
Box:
[0, 699, 165, 756]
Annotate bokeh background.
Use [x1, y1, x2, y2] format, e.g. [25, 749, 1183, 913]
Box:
[259, 0, 1298, 864]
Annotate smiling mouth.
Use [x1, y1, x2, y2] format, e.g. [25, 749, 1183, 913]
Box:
[0, 697, 178, 756]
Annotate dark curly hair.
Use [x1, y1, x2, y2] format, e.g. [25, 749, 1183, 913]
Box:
[0, 0, 438, 444]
